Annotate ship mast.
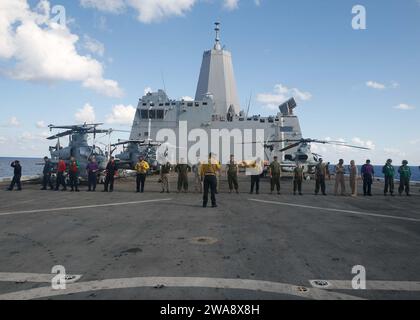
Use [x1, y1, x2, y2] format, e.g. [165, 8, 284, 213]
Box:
[214, 22, 222, 50]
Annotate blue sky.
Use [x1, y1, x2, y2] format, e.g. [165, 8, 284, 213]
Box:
[0, 0, 419, 164]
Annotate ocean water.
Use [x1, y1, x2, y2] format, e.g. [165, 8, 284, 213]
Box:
[330, 164, 420, 182]
[1, 157, 419, 181]
[0, 157, 43, 178]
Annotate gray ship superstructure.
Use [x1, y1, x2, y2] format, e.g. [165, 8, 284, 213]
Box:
[119, 23, 303, 166]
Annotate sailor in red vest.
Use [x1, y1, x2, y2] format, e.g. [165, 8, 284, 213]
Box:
[68, 157, 80, 192]
[55, 159, 67, 191]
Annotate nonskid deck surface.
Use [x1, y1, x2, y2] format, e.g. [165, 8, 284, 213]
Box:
[0, 176, 419, 300]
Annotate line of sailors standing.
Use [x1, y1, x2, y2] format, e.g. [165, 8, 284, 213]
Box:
[6, 156, 414, 201]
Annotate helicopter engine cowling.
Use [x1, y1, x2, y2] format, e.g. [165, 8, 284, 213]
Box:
[51, 148, 71, 160]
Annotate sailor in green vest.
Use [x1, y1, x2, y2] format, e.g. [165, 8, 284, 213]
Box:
[398, 160, 411, 196]
[226, 154, 239, 194]
[382, 159, 395, 196]
[269, 156, 281, 195]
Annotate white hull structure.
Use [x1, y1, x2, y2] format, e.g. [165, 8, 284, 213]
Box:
[122, 23, 303, 165]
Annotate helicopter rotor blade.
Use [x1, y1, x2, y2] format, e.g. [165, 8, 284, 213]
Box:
[279, 142, 301, 152]
[322, 142, 371, 150]
[47, 130, 74, 140]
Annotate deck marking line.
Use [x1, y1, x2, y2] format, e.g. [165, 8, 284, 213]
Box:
[0, 276, 364, 300]
[0, 273, 82, 284]
[310, 280, 420, 291]
[0, 199, 173, 217]
[249, 199, 420, 223]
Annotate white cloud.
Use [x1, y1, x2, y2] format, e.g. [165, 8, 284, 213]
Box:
[390, 81, 399, 89]
[83, 77, 123, 97]
[36, 120, 47, 128]
[366, 81, 386, 90]
[310, 137, 378, 164]
[181, 96, 194, 101]
[80, 0, 258, 23]
[393, 103, 415, 111]
[0, 136, 7, 144]
[223, 0, 239, 10]
[80, 0, 196, 23]
[75, 103, 96, 123]
[0, 0, 122, 97]
[106, 104, 136, 125]
[257, 84, 312, 110]
[80, 0, 126, 13]
[409, 138, 420, 145]
[83, 35, 105, 57]
[351, 137, 376, 150]
[366, 80, 399, 90]
[144, 87, 153, 95]
[383, 147, 406, 157]
[3, 116, 21, 127]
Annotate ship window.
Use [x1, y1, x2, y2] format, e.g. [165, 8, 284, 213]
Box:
[142, 103, 147, 106]
[156, 110, 164, 119]
[149, 110, 156, 119]
[275, 118, 280, 122]
[195, 102, 200, 107]
[171, 102, 176, 106]
[280, 126, 294, 132]
[203, 102, 208, 106]
[187, 102, 193, 107]
[150, 103, 155, 107]
[144, 132, 149, 137]
[141, 110, 149, 119]
[260, 119, 266, 123]
[165, 103, 170, 106]
[159, 103, 164, 107]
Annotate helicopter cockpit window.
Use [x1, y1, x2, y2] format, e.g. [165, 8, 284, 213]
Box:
[79, 146, 91, 158]
[297, 154, 309, 161]
[94, 146, 104, 156]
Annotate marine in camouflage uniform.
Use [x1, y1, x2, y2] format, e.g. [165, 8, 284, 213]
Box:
[315, 159, 327, 195]
[192, 162, 202, 193]
[175, 162, 191, 193]
[226, 154, 239, 193]
[160, 162, 171, 193]
[293, 163, 304, 195]
[269, 156, 281, 195]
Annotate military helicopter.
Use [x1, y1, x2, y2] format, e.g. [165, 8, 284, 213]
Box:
[110, 139, 162, 171]
[47, 123, 123, 179]
[244, 138, 371, 174]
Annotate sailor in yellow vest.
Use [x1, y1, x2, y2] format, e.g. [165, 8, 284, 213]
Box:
[200, 153, 221, 208]
[135, 156, 150, 193]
